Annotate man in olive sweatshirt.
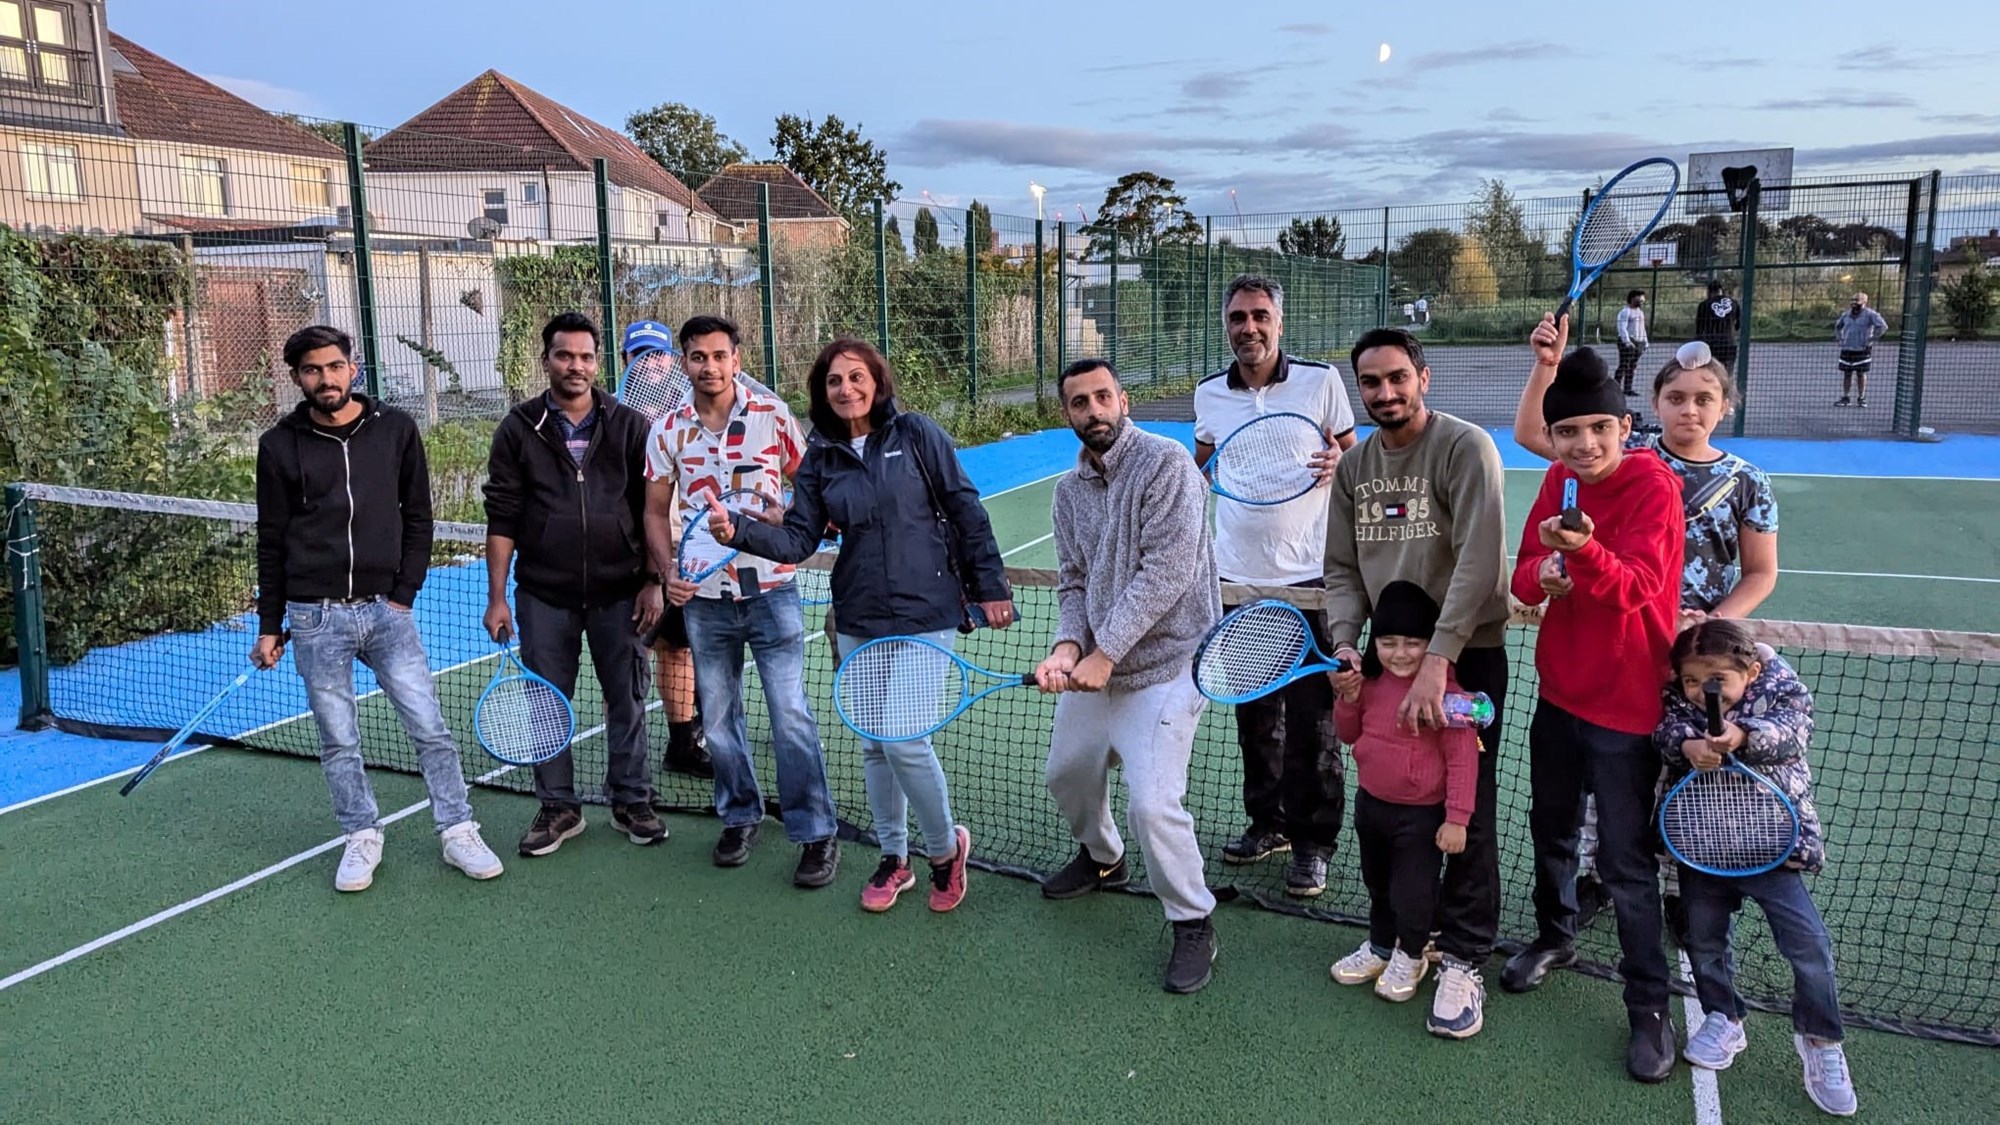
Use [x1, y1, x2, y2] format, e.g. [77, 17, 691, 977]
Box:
[1324, 327, 1511, 1040]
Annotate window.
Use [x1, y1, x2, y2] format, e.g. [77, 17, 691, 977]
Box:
[520, 181, 541, 205]
[290, 164, 329, 208]
[0, 2, 84, 96]
[482, 188, 507, 226]
[20, 139, 79, 200]
[179, 154, 228, 216]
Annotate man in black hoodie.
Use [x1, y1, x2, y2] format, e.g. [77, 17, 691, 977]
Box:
[255, 325, 504, 893]
[1695, 281, 1741, 375]
[484, 313, 666, 857]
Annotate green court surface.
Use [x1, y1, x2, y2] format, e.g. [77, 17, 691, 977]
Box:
[3, 467, 1995, 1124]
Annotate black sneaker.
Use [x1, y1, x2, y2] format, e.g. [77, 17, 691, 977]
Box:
[1857, 395, 1868, 407]
[1041, 845, 1129, 899]
[1500, 942, 1577, 993]
[612, 803, 667, 846]
[713, 822, 760, 867]
[517, 804, 585, 857]
[663, 721, 715, 780]
[1835, 396, 1853, 407]
[1221, 828, 1290, 865]
[795, 838, 840, 888]
[1284, 845, 1330, 897]
[1163, 916, 1217, 994]
[1627, 1009, 1677, 1083]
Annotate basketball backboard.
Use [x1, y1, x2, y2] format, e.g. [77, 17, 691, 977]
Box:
[1688, 148, 1794, 215]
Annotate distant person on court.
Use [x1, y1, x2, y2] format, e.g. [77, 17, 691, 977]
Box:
[649, 315, 841, 889]
[1616, 289, 1648, 395]
[1326, 582, 1477, 1017]
[254, 324, 504, 892]
[1503, 344, 1685, 1084]
[1695, 281, 1740, 374]
[1832, 292, 1887, 408]
[617, 319, 713, 782]
[1035, 358, 1224, 994]
[1324, 326, 1511, 1039]
[1193, 274, 1354, 897]
[715, 337, 1013, 914]
[1657, 619, 1856, 1117]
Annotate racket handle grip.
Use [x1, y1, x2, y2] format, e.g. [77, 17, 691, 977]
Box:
[1553, 296, 1574, 323]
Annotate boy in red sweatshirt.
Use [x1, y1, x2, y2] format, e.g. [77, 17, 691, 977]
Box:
[1499, 346, 1685, 1083]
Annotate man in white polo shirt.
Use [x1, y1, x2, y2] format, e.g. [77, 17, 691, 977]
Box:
[1193, 274, 1357, 897]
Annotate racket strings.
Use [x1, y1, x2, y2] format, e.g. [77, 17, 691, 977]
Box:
[680, 491, 773, 577]
[1579, 165, 1679, 266]
[476, 677, 572, 761]
[1195, 605, 1310, 698]
[1214, 417, 1321, 503]
[1662, 769, 1797, 871]
[838, 639, 958, 742]
[619, 352, 690, 422]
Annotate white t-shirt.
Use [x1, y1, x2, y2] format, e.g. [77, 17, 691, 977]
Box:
[1193, 354, 1358, 585]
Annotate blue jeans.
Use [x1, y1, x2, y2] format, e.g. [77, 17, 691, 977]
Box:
[1681, 865, 1845, 1042]
[287, 597, 474, 834]
[682, 585, 836, 843]
[836, 630, 958, 861]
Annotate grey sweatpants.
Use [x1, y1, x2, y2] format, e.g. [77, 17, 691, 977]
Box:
[1045, 672, 1217, 922]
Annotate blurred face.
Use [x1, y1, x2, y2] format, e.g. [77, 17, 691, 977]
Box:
[1225, 289, 1283, 370]
[1629, 294, 1645, 308]
[1375, 635, 1427, 678]
[542, 330, 598, 401]
[1853, 293, 1868, 309]
[682, 331, 741, 398]
[1654, 367, 1727, 446]
[1678, 655, 1762, 713]
[1062, 366, 1129, 454]
[292, 344, 354, 414]
[1353, 345, 1428, 430]
[1547, 413, 1630, 483]
[824, 350, 877, 429]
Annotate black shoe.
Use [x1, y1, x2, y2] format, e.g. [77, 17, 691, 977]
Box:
[1041, 844, 1129, 899]
[713, 822, 761, 867]
[1163, 916, 1217, 994]
[1574, 875, 1607, 929]
[1284, 845, 1330, 898]
[1835, 396, 1852, 407]
[795, 838, 840, 888]
[611, 803, 667, 846]
[664, 721, 715, 780]
[1857, 395, 1868, 407]
[517, 804, 585, 857]
[1221, 828, 1290, 865]
[1500, 942, 1577, 993]
[1627, 1009, 1677, 1083]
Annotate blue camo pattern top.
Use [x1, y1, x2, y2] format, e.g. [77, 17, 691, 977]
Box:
[1624, 433, 1779, 612]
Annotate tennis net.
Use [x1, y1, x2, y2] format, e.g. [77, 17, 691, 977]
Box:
[8, 482, 1997, 1046]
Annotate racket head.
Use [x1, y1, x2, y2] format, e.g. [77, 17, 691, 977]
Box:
[1194, 599, 1316, 704]
[1659, 761, 1801, 876]
[616, 349, 691, 423]
[834, 634, 964, 743]
[474, 652, 576, 765]
[1210, 412, 1328, 505]
[677, 487, 775, 583]
[1572, 157, 1680, 270]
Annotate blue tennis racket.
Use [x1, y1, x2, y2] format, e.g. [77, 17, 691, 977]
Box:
[1554, 157, 1680, 322]
[834, 635, 1033, 742]
[1193, 599, 1351, 705]
[474, 640, 576, 765]
[120, 630, 288, 796]
[1659, 677, 1802, 877]
[617, 348, 690, 423]
[1209, 412, 1330, 505]
[1556, 477, 1581, 577]
[677, 487, 776, 584]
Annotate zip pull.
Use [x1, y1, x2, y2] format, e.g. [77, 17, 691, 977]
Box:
[576, 468, 584, 483]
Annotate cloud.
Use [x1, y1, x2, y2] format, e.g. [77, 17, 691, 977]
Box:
[1280, 22, 1332, 35]
[1753, 90, 1916, 111]
[1837, 45, 1979, 70]
[1486, 108, 1534, 124]
[202, 74, 319, 115]
[1924, 112, 2000, 127]
[1181, 72, 1249, 101]
[1083, 58, 1202, 75]
[1689, 55, 1766, 71]
[1799, 132, 2000, 164]
[897, 118, 1360, 174]
[1408, 40, 1573, 70]
[1397, 129, 1672, 174]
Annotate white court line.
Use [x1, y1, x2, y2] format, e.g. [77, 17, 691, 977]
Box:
[1002, 533, 1054, 559]
[1680, 949, 1725, 1125]
[1498, 466, 2000, 483]
[1500, 554, 1996, 586]
[984, 469, 1065, 500]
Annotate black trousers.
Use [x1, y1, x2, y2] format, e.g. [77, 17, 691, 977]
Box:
[1527, 698, 1671, 1013]
[520, 588, 654, 809]
[1356, 789, 1447, 956]
[1434, 644, 1506, 963]
[1229, 580, 1343, 849]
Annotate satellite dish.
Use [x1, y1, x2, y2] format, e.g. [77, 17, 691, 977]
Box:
[467, 216, 502, 239]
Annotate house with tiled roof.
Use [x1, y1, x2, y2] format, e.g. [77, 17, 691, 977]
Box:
[695, 163, 849, 250]
[363, 70, 727, 245]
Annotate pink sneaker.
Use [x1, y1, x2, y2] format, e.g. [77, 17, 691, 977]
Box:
[928, 825, 972, 913]
[860, 856, 916, 912]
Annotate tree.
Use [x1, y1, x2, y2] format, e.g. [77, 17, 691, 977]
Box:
[625, 102, 748, 190]
[1277, 215, 1346, 259]
[281, 114, 364, 149]
[884, 215, 906, 257]
[1454, 237, 1500, 306]
[1081, 171, 1202, 259]
[967, 200, 998, 253]
[770, 113, 902, 217]
[1394, 228, 1462, 298]
[913, 207, 940, 256]
[1467, 178, 1538, 299]
[1939, 244, 1995, 338]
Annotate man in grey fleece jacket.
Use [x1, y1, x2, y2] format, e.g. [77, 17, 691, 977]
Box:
[1034, 359, 1224, 995]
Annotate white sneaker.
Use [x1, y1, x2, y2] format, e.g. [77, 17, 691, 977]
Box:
[1330, 942, 1388, 985]
[1684, 1012, 1748, 1070]
[1795, 1035, 1857, 1117]
[335, 828, 384, 892]
[441, 821, 504, 881]
[1374, 947, 1429, 1003]
[1428, 957, 1485, 1039]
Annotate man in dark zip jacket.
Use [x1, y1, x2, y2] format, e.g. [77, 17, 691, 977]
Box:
[255, 325, 504, 893]
[484, 313, 667, 857]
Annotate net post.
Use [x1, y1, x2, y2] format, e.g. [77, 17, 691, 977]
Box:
[756, 182, 779, 389]
[592, 157, 617, 388]
[1033, 217, 1046, 404]
[965, 212, 979, 406]
[1731, 180, 1761, 438]
[6, 484, 51, 730]
[874, 198, 891, 356]
[342, 123, 382, 399]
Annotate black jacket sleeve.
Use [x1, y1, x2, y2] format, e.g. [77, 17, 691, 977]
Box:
[728, 447, 832, 564]
[392, 418, 434, 606]
[483, 415, 526, 541]
[254, 432, 291, 634]
[916, 415, 1009, 602]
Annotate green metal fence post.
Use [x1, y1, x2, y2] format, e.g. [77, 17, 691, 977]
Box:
[1202, 217, 1213, 374]
[965, 216, 979, 406]
[1903, 171, 1942, 437]
[1150, 241, 1161, 385]
[592, 158, 616, 386]
[1379, 206, 1392, 326]
[342, 123, 382, 398]
[1056, 222, 1068, 379]
[1034, 218, 1045, 403]
[1731, 182, 1761, 438]
[874, 199, 890, 356]
[7, 484, 50, 730]
[1109, 239, 1120, 371]
[756, 183, 779, 389]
